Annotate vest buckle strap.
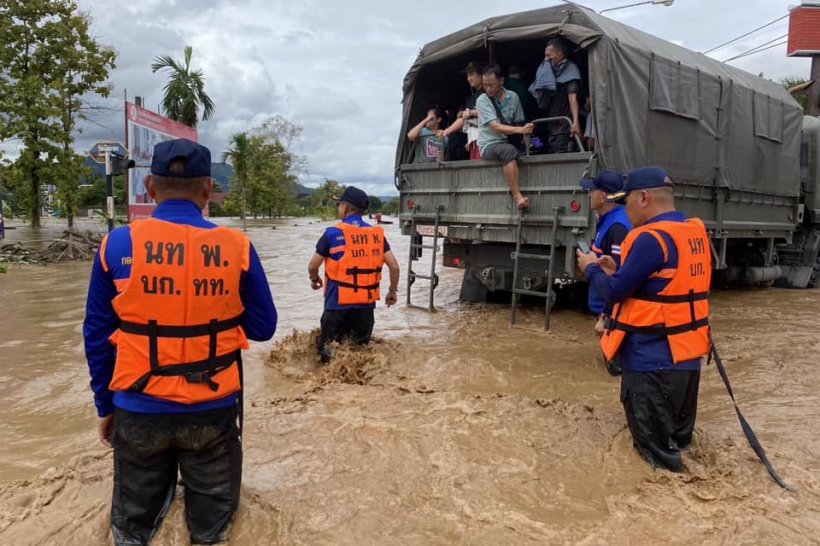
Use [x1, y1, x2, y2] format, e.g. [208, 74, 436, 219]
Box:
[333, 280, 381, 291]
[125, 350, 240, 393]
[631, 291, 709, 304]
[185, 371, 220, 392]
[608, 317, 710, 336]
[119, 315, 243, 338]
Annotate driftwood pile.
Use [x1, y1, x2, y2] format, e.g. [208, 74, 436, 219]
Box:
[0, 230, 103, 265]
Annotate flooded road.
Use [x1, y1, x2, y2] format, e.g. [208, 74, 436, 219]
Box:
[1, 217, 819, 545]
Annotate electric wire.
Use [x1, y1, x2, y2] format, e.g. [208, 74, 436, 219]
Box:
[702, 14, 788, 55]
[721, 33, 789, 62]
[723, 38, 788, 62]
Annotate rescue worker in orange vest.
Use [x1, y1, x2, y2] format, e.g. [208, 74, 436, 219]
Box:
[307, 186, 400, 362]
[83, 139, 277, 545]
[576, 167, 711, 472]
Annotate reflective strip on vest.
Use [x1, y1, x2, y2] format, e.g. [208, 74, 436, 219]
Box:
[600, 218, 712, 364]
[324, 223, 386, 305]
[108, 218, 251, 404]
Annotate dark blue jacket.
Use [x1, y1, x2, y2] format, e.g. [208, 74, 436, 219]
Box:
[83, 200, 277, 417]
[588, 206, 631, 315]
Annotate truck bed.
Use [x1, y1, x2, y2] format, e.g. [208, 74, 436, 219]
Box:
[399, 152, 596, 248]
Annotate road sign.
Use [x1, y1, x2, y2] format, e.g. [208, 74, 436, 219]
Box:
[89, 141, 128, 164]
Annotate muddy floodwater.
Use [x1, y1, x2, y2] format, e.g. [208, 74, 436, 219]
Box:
[1, 217, 819, 545]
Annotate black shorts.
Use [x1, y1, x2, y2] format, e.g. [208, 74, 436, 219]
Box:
[620, 369, 700, 472]
[319, 308, 375, 347]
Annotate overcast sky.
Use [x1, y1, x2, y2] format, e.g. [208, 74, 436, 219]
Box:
[63, 0, 811, 195]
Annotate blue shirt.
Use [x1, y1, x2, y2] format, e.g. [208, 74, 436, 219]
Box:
[315, 214, 391, 310]
[83, 200, 277, 417]
[588, 206, 631, 315]
[476, 88, 525, 154]
[584, 211, 700, 372]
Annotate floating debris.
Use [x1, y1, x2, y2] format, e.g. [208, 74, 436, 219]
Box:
[0, 230, 103, 266]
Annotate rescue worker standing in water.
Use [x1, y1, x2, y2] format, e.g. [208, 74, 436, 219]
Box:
[579, 171, 631, 336]
[83, 139, 277, 545]
[576, 167, 711, 472]
[308, 186, 400, 362]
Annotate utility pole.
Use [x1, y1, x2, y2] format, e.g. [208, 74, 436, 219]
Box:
[105, 151, 115, 232]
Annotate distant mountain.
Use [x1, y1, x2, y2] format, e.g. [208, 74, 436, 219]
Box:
[211, 162, 234, 192]
[294, 182, 314, 197]
[292, 181, 396, 202]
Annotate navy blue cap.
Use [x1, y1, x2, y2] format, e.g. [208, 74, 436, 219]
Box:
[607, 166, 674, 204]
[333, 186, 369, 211]
[151, 138, 211, 178]
[579, 170, 624, 194]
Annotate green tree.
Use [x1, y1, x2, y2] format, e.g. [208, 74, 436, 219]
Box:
[311, 179, 344, 219]
[780, 76, 811, 112]
[223, 132, 250, 230]
[0, 0, 117, 227]
[245, 135, 297, 219]
[367, 195, 383, 212]
[255, 115, 307, 174]
[77, 173, 126, 208]
[223, 117, 305, 222]
[382, 197, 400, 216]
[50, 152, 92, 225]
[151, 45, 215, 128]
[0, 157, 26, 218]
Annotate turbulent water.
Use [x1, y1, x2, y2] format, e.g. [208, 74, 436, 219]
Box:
[1, 217, 819, 545]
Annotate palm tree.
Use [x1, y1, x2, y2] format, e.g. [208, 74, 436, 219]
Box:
[223, 132, 250, 231]
[151, 45, 215, 128]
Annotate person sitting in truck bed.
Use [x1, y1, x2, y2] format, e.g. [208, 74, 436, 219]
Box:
[407, 106, 448, 163]
[476, 64, 534, 209]
[437, 61, 485, 160]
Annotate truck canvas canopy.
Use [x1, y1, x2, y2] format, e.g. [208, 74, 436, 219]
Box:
[398, 3, 803, 196]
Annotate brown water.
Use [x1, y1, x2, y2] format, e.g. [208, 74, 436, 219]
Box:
[1, 217, 819, 545]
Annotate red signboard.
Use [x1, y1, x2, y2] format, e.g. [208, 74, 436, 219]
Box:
[788, 3, 820, 57]
[125, 101, 198, 221]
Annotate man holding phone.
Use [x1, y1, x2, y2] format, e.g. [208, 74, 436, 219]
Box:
[578, 171, 631, 360]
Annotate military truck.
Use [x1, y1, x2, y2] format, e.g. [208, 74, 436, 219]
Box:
[396, 4, 820, 321]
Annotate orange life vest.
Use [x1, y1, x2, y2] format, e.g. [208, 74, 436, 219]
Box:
[108, 218, 250, 404]
[324, 223, 385, 305]
[600, 218, 712, 364]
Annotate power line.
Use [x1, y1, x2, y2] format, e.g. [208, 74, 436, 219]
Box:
[723, 39, 788, 63]
[702, 14, 788, 55]
[721, 33, 788, 62]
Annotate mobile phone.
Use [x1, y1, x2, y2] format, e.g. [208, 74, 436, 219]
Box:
[576, 240, 591, 254]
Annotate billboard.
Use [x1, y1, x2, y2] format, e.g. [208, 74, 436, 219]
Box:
[126, 101, 198, 221]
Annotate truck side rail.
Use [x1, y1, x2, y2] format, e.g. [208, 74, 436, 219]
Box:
[526, 117, 586, 155]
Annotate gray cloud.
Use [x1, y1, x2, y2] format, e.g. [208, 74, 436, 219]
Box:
[59, 0, 811, 196]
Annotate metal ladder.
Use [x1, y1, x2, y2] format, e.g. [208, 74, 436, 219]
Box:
[406, 205, 443, 310]
[510, 206, 563, 330]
